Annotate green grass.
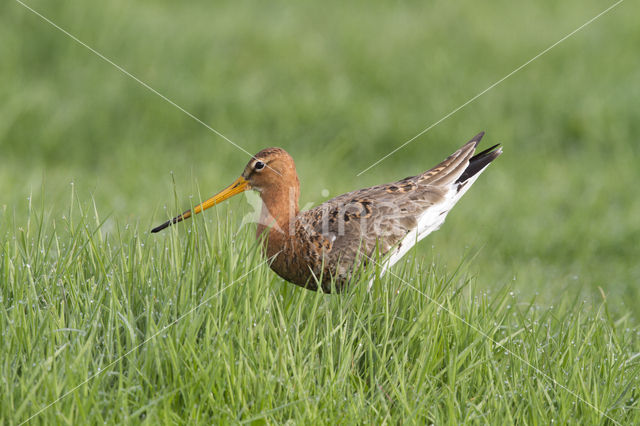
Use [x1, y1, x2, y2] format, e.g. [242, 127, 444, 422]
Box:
[2, 0, 640, 423]
[2, 195, 639, 424]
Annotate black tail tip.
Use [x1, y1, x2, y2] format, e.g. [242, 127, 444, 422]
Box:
[455, 141, 502, 184]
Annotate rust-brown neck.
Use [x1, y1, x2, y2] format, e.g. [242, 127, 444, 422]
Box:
[255, 180, 300, 253]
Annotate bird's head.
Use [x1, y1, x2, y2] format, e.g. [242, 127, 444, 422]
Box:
[151, 147, 299, 233]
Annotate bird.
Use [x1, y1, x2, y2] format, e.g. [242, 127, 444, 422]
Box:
[152, 132, 502, 292]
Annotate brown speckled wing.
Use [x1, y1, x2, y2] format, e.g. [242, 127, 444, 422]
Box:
[294, 132, 485, 289]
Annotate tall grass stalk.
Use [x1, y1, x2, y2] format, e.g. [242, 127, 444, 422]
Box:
[1, 188, 638, 424]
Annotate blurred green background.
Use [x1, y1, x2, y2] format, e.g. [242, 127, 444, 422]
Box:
[2, 0, 639, 313]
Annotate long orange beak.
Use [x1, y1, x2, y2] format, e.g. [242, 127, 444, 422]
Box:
[151, 176, 250, 233]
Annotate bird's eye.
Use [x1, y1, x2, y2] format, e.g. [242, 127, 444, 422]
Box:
[254, 161, 265, 171]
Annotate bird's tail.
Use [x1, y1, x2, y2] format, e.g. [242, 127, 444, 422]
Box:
[455, 143, 502, 184]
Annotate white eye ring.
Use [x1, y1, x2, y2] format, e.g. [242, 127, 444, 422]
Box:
[254, 161, 265, 170]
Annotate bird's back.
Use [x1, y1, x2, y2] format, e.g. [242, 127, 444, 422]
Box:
[271, 132, 502, 292]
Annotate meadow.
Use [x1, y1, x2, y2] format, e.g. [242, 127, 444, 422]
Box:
[2, 0, 639, 423]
